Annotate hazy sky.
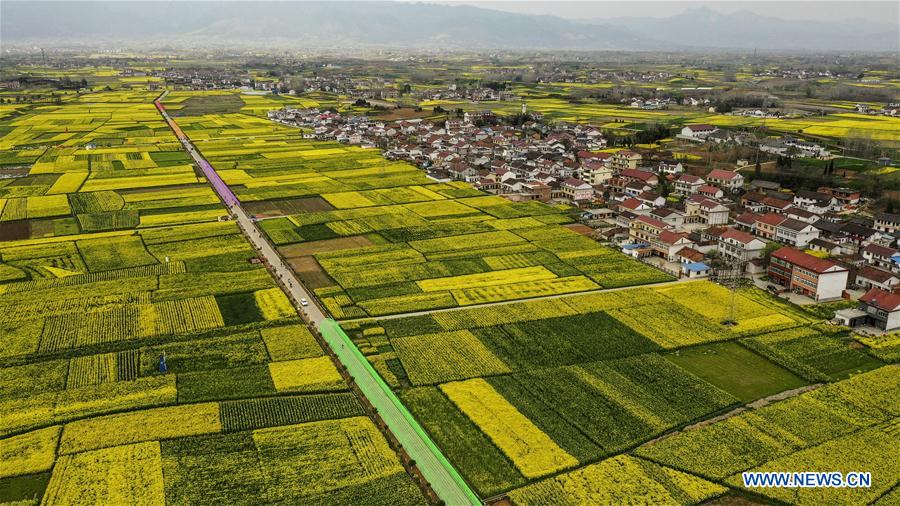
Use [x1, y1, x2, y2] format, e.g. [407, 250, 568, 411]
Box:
[428, 1, 900, 23]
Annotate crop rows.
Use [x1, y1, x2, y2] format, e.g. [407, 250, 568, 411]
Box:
[220, 392, 363, 432]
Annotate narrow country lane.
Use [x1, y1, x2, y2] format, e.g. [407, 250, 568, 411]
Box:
[154, 94, 481, 506]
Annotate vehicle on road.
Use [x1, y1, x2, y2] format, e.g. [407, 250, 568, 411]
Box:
[300, 298, 309, 306]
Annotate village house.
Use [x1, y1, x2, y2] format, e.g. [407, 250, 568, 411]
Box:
[635, 191, 665, 208]
[768, 246, 849, 300]
[793, 190, 837, 214]
[784, 206, 818, 224]
[609, 150, 642, 173]
[734, 212, 759, 233]
[748, 180, 781, 192]
[629, 215, 671, 244]
[649, 207, 685, 228]
[874, 212, 900, 235]
[740, 192, 768, 213]
[617, 197, 653, 215]
[754, 213, 785, 240]
[657, 160, 684, 176]
[761, 195, 793, 214]
[674, 174, 705, 195]
[705, 169, 744, 192]
[819, 187, 861, 207]
[775, 218, 820, 248]
[840, 222, 884, 248]
[845, 288, 900, 331]
[679, 124, 719, 141]
[651, 231, 695, 261]
[854, 265, 900, 292]
[684, 196, 730, 226]
[618, 168, 659, 187]
[560, 178, 594, 202]
[697, 185, 724, 199]
[718, 228, 767, 263]
[861, 243, 900, 272]
[808, 238, 844, 256]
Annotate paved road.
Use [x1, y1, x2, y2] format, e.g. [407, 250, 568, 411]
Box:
[320, 319, 481, 506]
[155, 96, 479, 505]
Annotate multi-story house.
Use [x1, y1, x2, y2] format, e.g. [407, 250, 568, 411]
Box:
[619, 168, 659, 187]
[718, 228, 767, 262]
[754, 213, 785, 240]
[684, 196, 730, 225]
[705, 169, 744, 191]
[818, 187, 860, 207]
[561, 178, 594, 202]
[775, 218, 820, 248]
[651, 231, 695, 261]
[609, 150, 642, 173]
[850, 288, 900, 331]
[697, 185, 724, 199]
[674, 174, 705, 195]
[874, 212, 900, 235]
[657, 160, 684, 176]
[861, 243, 900, 272]
[793, 190, 837, 214]
[768, 246, 848, 300]
[629, 215, 671, 244]
[582, 161, 613, 185]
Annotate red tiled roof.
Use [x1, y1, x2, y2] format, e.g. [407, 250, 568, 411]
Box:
[771, 246, 845, 274]
[620, 169, 656, 182]
[619, 198, 645, 210]
[685, 124, 716, 132]
[676, 246, 705, 262]
[659, 230, 689, 245]
[707, 169, 741, 180]
[762, 197, 792, 209]
[860, 287, 900, 311]
[677, 174, 703, 183]
[563, 178, 589, 187]
[863, 243, 899, 258]
[634, 215, 669, 229]
[757, 213, 787, 226]
[857, 265, 897, 284]
[698, 185, 721, 194]
[736, 212, 760, 224]
[721, 228, 759, 245]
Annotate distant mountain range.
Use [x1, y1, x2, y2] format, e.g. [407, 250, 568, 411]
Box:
[592, 7, 898, 52]
[2, 1, 897, 52]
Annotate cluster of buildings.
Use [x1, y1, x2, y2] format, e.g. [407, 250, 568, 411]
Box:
[410, 85, 517, 103]
[264, 109, 899, 330]
[854, 103, 900, 117]
[268, 106, 613, 204]
[612, 168, 900, 314]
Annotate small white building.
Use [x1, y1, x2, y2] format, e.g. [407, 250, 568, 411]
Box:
[679, 124, 719, 140]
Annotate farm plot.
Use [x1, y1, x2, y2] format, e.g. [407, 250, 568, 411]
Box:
[507, 455, 726, 505]
[170, 115, 670, 316]
[0, 91, 424, 505]
[636, 365, 899, 504]
[342, 279, 857, 497]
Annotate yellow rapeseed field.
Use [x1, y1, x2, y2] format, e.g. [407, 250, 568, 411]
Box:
[441, 378, 578, 478]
